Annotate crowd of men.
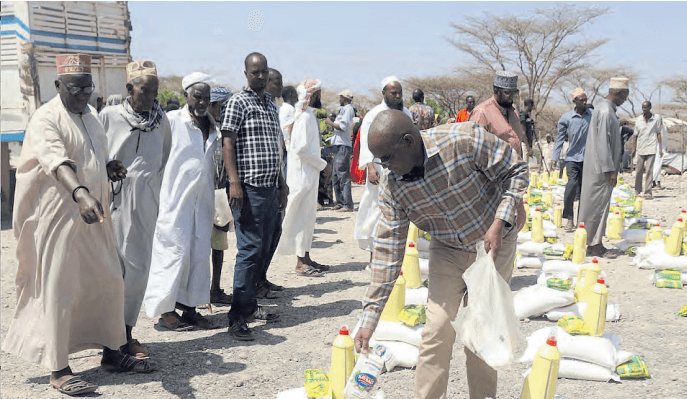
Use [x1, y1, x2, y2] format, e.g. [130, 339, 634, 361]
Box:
[3, 50, 667, 398]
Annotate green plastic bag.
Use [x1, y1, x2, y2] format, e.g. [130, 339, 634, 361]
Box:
[557, 315, 588, 335]
[616, 355, 650, 379]
[678, 305, 687, 317]
[399, 304, 426, 327]
[654, 269, 683, 289]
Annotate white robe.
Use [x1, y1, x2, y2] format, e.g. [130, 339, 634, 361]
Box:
[143, 106, 218, 317]
[353, 102, 413, 251]
[100, 104, 172, 326]
[653, 126, 667, 182]
[2, 96, 126, 370]
[578, 99, 622, 247]
[276, 107, 327, 257]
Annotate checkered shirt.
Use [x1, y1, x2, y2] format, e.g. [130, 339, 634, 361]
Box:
[221, 87, 282, 187]
[359, 121, 529, 332]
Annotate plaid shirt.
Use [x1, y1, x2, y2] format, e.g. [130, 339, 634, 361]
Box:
[221, 87, 282, 187]
[360, 122, 528, 332]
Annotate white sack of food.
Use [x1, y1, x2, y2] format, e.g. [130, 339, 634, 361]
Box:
[557, 358, 621, 382]
[516, 255, 546, 269]
[542, 260, 585, 275]
[543, 220, 557, 231]
[544, 302, 621, 322]
[405, 286, 428, 306]
[369, 338, 419, 370]
[619, 229, 648, 243]
[633, 240, 687, 270]
[418, 258, 429, 280]
[372, 320, 424, 347]
[276, 387, 308, 399]
[518, 231, 533, 243]
[517, 241, 551, 256]
[513, 285, 575, 319]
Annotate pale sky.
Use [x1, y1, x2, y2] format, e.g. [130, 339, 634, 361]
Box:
[129, 1, 687, 104]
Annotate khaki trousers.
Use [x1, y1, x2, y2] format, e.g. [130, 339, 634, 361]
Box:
[635, 154, 656, 196]
[413, 227, 517, 399]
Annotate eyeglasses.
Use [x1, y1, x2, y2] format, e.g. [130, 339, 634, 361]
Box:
[373, 135, 405, 167]
[59, 78, 95, 95]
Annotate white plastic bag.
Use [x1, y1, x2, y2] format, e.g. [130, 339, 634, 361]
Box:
[513, 284, 575, 320]
[214, 189, 233, 227]
[619, 229, 647, 243]
[452, 241, 519, 369]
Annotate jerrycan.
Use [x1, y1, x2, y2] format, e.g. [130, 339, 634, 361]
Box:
[665, 219, 684, 257]
[575, 258, 601, 303]
[614, 203, 625, 219]
[530, 170, 538, 189]
[646, 223, 663, 243]
[380, 271, 406, 322]
[549, 170, 559, 186]
[553, 203, 563, 228]
[543, 190, 553, 207]
[402, 242, 422, 289]
[330, 326, 355, 399]
[572, 223, 587, 264]
[531, 208, 545, 243]
[606, 212, 623, 239]
[540, 170, 549, 187]
[634, 195, 643, 214]
[521, 336, 561, 399]
[583, 277, 608, 337]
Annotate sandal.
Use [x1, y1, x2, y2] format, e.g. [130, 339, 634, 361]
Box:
[157, 313, 193, 332]
[210, 289, 233, 304]
[181, 310, 218, 330]
[51, 375, 98, 396]
[308, 261, 330, 271]
[120, 338, 149, 358]
[256, 285, 278, 299]
[296, 266, 325, 277]
[101, 352, 157, 373]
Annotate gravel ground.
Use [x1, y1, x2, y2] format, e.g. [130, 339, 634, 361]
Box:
[2, 172, 686, 399]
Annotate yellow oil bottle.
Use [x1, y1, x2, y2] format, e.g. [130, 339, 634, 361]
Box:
[583, 277, 608, 337]
[614, 203, 625, 219]
[617, 174, 624, 186]
[572, 223, 587, 264]
[521, 336, 561, 399]
[380, 271, 406, 322]
[646, 223, 663, 243]
[530, 170, 538, 189]
[575, 258, 601, 303]
[634, 195, 643, 213]
[678, 216, 686, 236]
[549, 170, 558, 186]
[330, 326, 355, 399]
[521, 201, 530, 233]
[540, 170, 549, 187]
[543, 190, 553, 207]
[402, 242, 422, 289]
[606, 212, 623, 239]
[532, 207, 545, 243]
[665, 219, 684, 257]
[562, 167, 568, 183]
[553, 203, 562, 228]
[406, 223, 419, 247]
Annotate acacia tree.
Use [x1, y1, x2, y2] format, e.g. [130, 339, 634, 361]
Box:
[448, 4, 611, 119]
[403, 71, 493, 118]
[662, 76, 687, 107]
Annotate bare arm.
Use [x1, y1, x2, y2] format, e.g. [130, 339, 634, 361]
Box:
[55, 163, 105, 224]
[222, 132, 243, 210]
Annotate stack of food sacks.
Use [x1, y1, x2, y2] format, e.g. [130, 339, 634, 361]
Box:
[632, 210, 687, 288]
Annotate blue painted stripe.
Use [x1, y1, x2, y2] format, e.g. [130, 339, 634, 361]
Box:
[0, 29, 29, 41]
[1, 15, 30, 33]
[33, 40, 127, 54]
[1, 14, 127, 45]
[1, 133, 25, 142]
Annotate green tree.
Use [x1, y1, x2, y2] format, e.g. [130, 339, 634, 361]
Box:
[157, 88, 185, 107]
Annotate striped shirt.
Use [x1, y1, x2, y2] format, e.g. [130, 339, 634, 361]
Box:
[221, 87, 282, 187]
[360, 122, 529, 332]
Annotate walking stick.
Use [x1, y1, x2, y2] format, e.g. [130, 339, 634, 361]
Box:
[532, 123, 551, 173]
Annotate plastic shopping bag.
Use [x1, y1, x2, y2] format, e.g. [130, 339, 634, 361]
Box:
[451, 241, 519, 369]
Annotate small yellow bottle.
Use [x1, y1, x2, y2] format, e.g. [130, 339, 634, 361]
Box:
[572, 223, 587, 264]
[532, 207, 545, 243]
[617, 174, 624, 186]
[540, 170, 549, 187]
[521, 336, 561, 399]
[549, 170, 558, 186]
[583, 277, 608, 337]
[402, 242, 422, 289]
[562, 167, 568, 183]
[330, 326, 355, 399]
[553, 203, 562, 228]
[530, 170, 538, 189]
[575, 257, 601, 303]
[646, 223, 663, 243]
[543, 190, 553, 207]
[634, 195, 643, 214]
[380, 271, 406, 322]
[606, 212, 623, 239]
[665, 219, 684, 257]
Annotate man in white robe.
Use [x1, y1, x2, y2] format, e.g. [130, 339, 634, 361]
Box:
[144, 72, 219, 331]
[3, 53, 154, 397]
[276, 79, 328, 276]
[578, 77, 629, 258]
[100, 60, 172, 357]
[354, 76, 413, 254]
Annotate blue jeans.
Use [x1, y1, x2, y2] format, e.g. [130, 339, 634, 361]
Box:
[229, 184, 281, 322]
[332, 145, 353, 209]
[563, 161, 583, 220]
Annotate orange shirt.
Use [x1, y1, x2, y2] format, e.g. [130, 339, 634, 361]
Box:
[456, 108, 471, 122]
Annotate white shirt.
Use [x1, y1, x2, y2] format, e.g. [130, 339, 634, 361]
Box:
[634, 113, 663, 156]
[279, 102, 295, 149]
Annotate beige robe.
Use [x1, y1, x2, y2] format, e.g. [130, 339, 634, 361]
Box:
[3, 95, 126, 371]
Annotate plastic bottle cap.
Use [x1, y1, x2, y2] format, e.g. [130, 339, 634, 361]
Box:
[656, 223, 660, 227]
[597, 277, 605, 284]
[682, 210, 686, 213]
[399, 271, 403, 276]
[679, 218, 684, 223]
[339, 326, 349, 335]
[592, 258, 598, 263]
[579, 223, 584, 228]
[409, 242, 415, 247]
[557, 203, 561, 206]
[615, 212, 620, 214]
[535, 208, 540, 211]
[546, 336, 557, 346]
[524, 201, 528, 204]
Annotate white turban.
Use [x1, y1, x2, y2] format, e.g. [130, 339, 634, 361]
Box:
[381, 75, 400, 90]
[182, 72, 214, 91]
[294, 78, 322, 114]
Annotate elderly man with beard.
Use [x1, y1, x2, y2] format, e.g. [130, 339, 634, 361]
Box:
[222, 52, 284, 341]
[3, 54, 155, 397]
[143, 72, 219, 331]
[354, 76, 413, 258]
[276, 79, 329, 276]
[100, 60, 172, 357]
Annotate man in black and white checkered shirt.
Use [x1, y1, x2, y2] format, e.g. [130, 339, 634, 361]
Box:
[221, 52, 287, 341]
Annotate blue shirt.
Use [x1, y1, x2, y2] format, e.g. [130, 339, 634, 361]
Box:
[331, 103, 355, 147]
[553, 108, 593, 163]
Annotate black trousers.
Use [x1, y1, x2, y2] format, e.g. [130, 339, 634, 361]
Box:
[563, 161, 584, 220]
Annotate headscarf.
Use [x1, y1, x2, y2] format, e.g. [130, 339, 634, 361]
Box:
[127, 60, 157, 83]
[182, 72, 214, 91]
[122, 97, 164, 132]
[571, 87, 586, 101]
[381, 76, 400, 90]
[210, 86, 233, 104]
[294, 79, 322, 116]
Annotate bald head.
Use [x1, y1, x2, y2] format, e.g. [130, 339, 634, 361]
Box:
[368, 110, 424, 176]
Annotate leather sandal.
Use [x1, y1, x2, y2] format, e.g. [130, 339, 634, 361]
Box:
[51, 375, 98, 396]
[101, 352, 157, 373]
